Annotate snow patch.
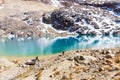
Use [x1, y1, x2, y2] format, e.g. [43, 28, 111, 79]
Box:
[51, 0, 61, 7]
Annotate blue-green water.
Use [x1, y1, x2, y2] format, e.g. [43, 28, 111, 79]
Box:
[0, 35, 120, 57]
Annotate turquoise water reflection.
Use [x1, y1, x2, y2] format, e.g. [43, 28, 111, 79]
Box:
[0, 35, 120, 57]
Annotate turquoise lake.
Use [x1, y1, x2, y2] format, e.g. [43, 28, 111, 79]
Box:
[0, 35, 120, 57]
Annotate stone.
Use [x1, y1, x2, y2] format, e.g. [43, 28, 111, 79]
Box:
[113, 30, 120, 35]
[27, 18, 33, 25]
[25, 61, 36, 65]
[76, 50, 79, 53]
[25, 56, 39, 65]
[42, 13, 51, 24]
[87, 30, 98, 35]
[115, 55, 120, 63]
[114, 8, 120, 13]
[21, 13, 29, 21]
[67, 57, 73, 61]
[99, 67, 105, 72]
[60, 1, 73, 7]
[79, 56, 85, 60]
[106, 59, 112, 63]
[108, 66, 119, 72]
[91, 22, 100, 29]
[40, 0, 50, 4]
[105, 54, 115, 58]
[61, 75, 69, 80]
[74, 56, 85, 63]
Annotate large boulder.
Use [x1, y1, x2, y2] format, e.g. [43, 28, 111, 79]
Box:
[51, 10, 74, 30]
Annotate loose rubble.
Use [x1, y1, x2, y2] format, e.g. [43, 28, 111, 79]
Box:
[0, 48, 120, 80]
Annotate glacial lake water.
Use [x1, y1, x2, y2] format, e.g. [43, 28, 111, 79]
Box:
[0, 35, 120, 57]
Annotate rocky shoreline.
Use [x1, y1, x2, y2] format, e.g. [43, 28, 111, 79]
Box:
[0, 47, 120, 80]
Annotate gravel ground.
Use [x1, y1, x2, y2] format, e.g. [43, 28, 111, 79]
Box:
[0, 47, 120, 80]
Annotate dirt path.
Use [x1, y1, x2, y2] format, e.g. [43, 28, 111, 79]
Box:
[0, 0, 58, 20]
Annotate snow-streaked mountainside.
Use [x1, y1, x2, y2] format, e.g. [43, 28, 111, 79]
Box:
[40, 0, 120, 6]
[1, 0, 120, 39]
[42, 0, 120, 36]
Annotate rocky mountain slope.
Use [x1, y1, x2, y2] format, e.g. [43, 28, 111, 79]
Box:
[42, 0, 120, 36]
[1, 0, 120, 39]
[0, 0, 71, 39]
[40, 0, 120, 6]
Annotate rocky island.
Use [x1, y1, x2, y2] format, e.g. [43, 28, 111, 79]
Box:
[0, 0, 120, 80]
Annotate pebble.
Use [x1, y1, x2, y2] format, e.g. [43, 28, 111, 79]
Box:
[74, 56, 85, 63]
[99, 67, 105, 72]
[27, 18, 33, 25]
[61, 75, 69, 80]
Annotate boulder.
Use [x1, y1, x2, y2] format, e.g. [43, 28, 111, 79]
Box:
[113, 30, 120, 35]
[25, 56, 39, 65]
[74, 56, 85, 63]
[87, 30, 99, 35]
[91, 22, 100, 29]
[40, 0, 50, 4]
[51, 10, 74, 30]
[42, 13, 51, 24]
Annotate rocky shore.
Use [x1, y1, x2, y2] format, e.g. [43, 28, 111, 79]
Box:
[0, 47, 120, 80]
